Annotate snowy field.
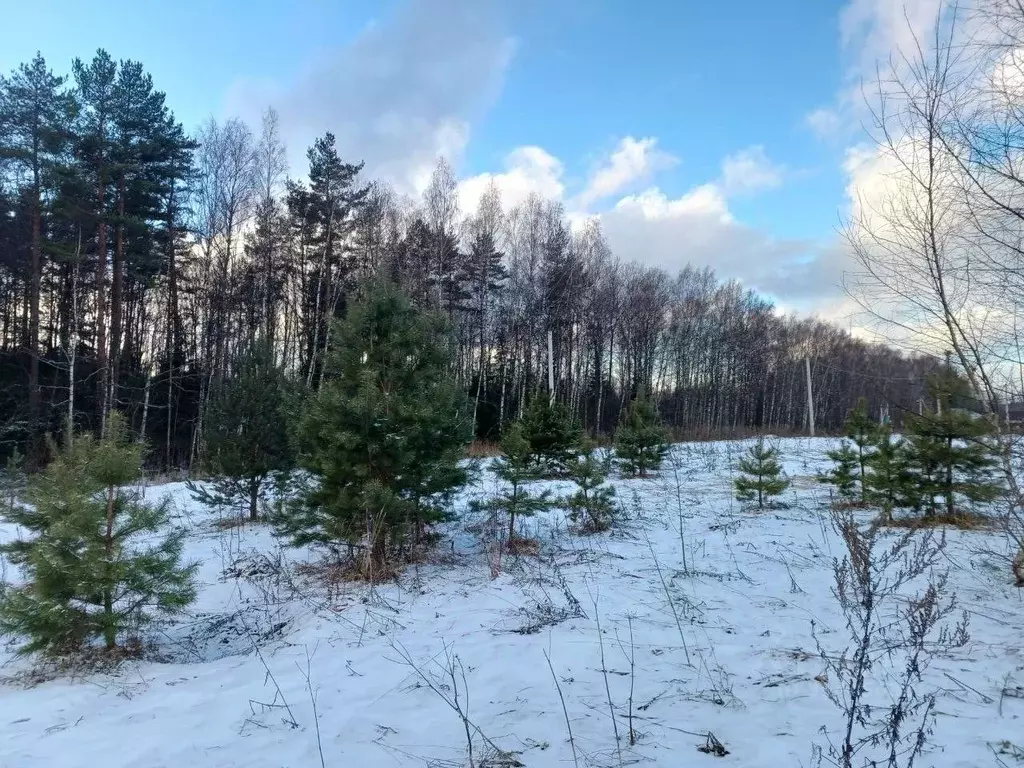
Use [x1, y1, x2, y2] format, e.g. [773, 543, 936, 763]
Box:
[0, 437, 1021, 768]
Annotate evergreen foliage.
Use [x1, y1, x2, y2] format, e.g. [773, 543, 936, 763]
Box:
[821, 441, 859, 503]
[520, 397, 578, 475]
[564, 438, 617, 532]
[734, 438, 790, 509]
[275, 282, 471, 576]
[484, 424, 552, 542]
[865, 427, 914, 520]
[902, 369, 1001, 517]
[0, 413, 196, 655]
[1, 447, 25, 515]
[190, 343, 294, 520]
[844, 397, 880, 504]
[615, 392, 669, 477]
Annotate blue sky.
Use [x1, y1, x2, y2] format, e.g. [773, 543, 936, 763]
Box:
[1, 0, 886, 315]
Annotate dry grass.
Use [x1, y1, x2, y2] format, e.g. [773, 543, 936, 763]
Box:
[212, 514, 267, 530]
[466, 440, 501, 458]
[880, 509, 1001, 531]
[294, 558, 401, 585]
[506, 536, 541, 556]
[0, 638, 149, 688]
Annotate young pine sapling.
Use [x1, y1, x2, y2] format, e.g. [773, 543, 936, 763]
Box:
[734, 437, 789, 510]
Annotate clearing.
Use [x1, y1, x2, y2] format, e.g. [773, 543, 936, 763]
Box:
[0, 437, 1021, 767]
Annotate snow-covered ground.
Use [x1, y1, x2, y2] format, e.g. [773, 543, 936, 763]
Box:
[0, 437, 1021, 768]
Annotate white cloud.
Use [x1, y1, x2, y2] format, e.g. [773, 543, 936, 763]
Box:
[805, 107, 842, 140]
[805, 0, 952, 143]
[613, 184, 731, 222]
[455, 140, 843, 309]
[575, 136, 677, 209]
[600, 183, 846, 311]
[457, 146, 565, 215]
[223, 0, 515, 194]
[719, 145, 784, 195]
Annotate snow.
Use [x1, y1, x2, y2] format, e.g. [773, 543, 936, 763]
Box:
[1, 437, 1022, 767]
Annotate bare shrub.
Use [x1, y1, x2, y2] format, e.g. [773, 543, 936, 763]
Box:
[814, 510, 969, 768]
[390, 640, 523, 768]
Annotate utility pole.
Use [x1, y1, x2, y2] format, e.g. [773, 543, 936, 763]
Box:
[804, 356, 815, 437]
[547, 329, 555, 406]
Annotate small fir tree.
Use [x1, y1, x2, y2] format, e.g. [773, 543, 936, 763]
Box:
[0, 413, 197, 655]
[903, 369, 1001, 518]
[275, 282, 472, 576]
[734, 437, 790, 509]
[844, 397, 880, 504]
[565, 438, 617, 532]
[190, 343, 294, 521]
[521, 397, 577, 475]
[615, 392, 670, 477]
[820, 441, 859, 503]
[865, 427, 914, 521]
[484, 424, 552, 543]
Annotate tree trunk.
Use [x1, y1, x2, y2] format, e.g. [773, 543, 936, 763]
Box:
[96, 175, 109, 433]
[109, 173, 125, 416]
[104, 483, 117, 649]
[249, 478, 260, 521]
[28, 196, 41, 442]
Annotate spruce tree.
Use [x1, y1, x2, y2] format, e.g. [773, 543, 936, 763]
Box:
[615, 392, 669, 477]
[484, 424, 551, 543]
[565, 438, 617, 532]
[190, 343, 294, 521]
[0, 413, 196, 655]
[865, 427, 914, 521]
[521, 397, 577, 475]
[734, 438, 789, 509]
[276, 282, 471, 576]
[820, 441, 859, 503]
[903, 369, 1001, 518]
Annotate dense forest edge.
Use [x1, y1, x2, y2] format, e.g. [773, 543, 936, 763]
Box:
[0, 50, 947, 471]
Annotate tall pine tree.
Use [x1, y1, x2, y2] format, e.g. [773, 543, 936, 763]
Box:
[0, 54, 74, 454]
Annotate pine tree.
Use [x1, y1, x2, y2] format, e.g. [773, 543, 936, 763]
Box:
[190, 343, 294, 521]
[276, 282, 471, 576]
[485, 424, 551, 543]
[564, 438, 616, 532]
[734, 438, 789, 509]
[0, 55, 74, 454]
[521, 397, 578, 476]
[615, 392, 669, 477]
[903, 369, 1001, 518]
[820, 441, 859, 503]
[844, 397, 880, 504]
[0, 413, 196, 655]
[865, 427, 914, 521]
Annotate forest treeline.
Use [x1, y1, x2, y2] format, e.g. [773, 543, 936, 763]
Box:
[0, 50, 940, 468]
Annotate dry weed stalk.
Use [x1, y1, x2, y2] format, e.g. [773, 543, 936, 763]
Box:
[815, 509, 969, 768]
[390, 639, 523, 768]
